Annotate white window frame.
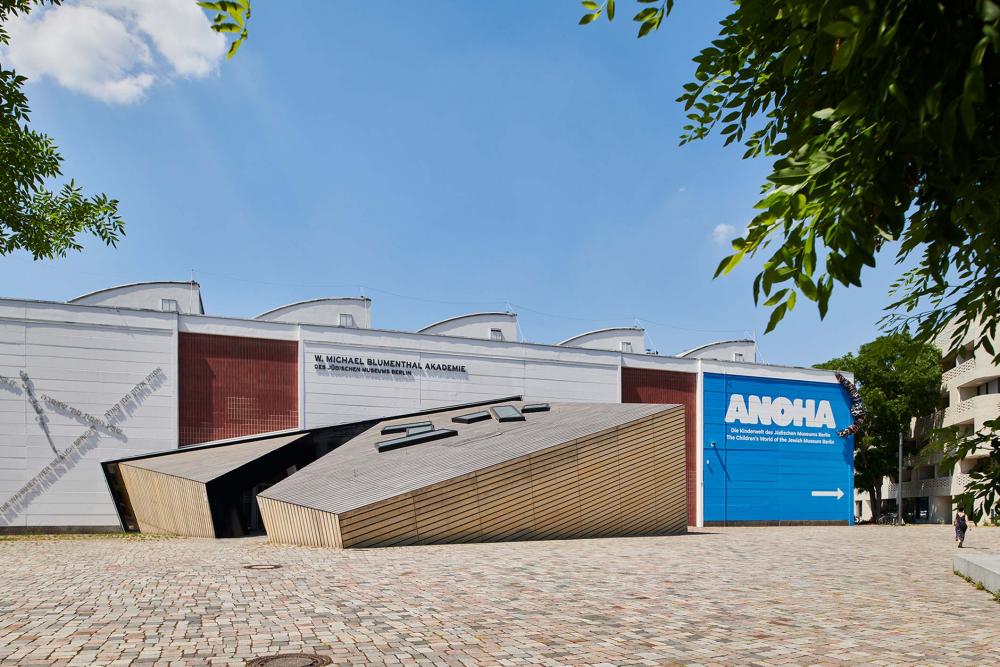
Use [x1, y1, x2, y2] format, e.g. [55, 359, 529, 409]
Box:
[339, 313, 356, 328]
[160, 298, 178, 312]
[490, 328, 504, 342]
[620, 341, 633, 353]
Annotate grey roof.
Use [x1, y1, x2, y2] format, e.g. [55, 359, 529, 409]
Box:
[259, 401, 677, 515]
[121, 432, 308, 483]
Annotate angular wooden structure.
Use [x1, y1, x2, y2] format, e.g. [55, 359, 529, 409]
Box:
[104, 398, 686, 547]
[258, 401, 686, 548]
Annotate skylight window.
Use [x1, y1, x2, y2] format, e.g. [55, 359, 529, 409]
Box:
[521, 403, 550, 413]
[377, 428, 458, 452]
[490, 405, 525, 423]
[452, 410, 491, 424]
[380, 421, 433, 435]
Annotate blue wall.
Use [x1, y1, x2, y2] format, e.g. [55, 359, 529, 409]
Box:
[703, 373, 854, 524]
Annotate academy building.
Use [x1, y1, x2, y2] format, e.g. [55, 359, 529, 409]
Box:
[0, 281, 856, 535]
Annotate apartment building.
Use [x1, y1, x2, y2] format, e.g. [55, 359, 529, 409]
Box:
[855, 319, 1000, 523]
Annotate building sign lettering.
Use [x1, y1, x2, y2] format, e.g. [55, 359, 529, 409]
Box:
[313, 354, 467, 376]
[724, 393, 837, 429]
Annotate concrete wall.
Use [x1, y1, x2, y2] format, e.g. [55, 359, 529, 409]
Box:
[255, 298, 372, 328]
[69, 282, 203, 314]
[302, 326, 621, 427]
[0, 299, 178, 529]
[559, 327, 646, 353]
[418, 312, 518, 342]
[679, 340, 757, 363]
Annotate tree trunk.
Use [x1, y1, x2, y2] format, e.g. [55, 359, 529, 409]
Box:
[868, 485, 881, 523]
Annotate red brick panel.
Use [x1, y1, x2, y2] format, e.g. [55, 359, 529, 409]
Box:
[179, 333, 298, 446]
[621, 367, 697, 525]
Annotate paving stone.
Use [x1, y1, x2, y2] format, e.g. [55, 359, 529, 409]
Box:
[1, 526, 998, 665]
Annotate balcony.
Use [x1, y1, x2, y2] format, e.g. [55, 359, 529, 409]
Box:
[942, 357, 977, 385]
[945, 394, 1000, 430]
[883, 474, 970, 499]
[949, 358, 1000, 390]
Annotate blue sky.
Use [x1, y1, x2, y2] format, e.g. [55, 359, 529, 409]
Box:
[1, 1, 910, 367]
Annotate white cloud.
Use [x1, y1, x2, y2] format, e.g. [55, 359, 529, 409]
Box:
[3, 0, 225, 104]
[712, 223, 738, 245]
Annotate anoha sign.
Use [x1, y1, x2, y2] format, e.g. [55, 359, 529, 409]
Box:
[703, 373, 854, 524]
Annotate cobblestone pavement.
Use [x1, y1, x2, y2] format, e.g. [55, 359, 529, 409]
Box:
[1, 526, 999, 666]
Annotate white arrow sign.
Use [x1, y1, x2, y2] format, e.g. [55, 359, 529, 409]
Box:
[811, 488, 844, 500]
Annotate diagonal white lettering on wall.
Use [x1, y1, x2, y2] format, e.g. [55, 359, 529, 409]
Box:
[0, 368, 166, 525]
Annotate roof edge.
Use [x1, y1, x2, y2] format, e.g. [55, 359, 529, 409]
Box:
[417, 311, 517, 333]
[68, 281, 200, 304]
[676, 338, 756, 358]
[557, 326, 645, 346]
[100, 394, 523, 467]
[255, 296, 372, 319]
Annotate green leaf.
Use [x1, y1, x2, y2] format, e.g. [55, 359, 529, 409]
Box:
[764, 303, 788, 333]
[714, 252, 744, 278]
[607, 0, 615, 21]
[579, 12, 600, 25]
[581, 1, 599, 10]
[633, 7, 658, 22]
[823, 21, 858, 38]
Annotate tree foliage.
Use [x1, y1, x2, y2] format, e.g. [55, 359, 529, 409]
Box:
[197, 1, 251, 59]
[815, 333, 941, 521]
[582, 0, 1000, 362]
[0, 0, 124, 259]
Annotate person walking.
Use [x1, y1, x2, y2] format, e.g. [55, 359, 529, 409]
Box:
[954, 508, 970, 547]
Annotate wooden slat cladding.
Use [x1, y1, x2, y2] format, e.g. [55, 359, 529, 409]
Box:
[258, 496, 342, 547]
[179, 332, 299, 446]
[262, 407, 686, 548]
[621, 367, 698, 525]
[117, 464, 215, 537]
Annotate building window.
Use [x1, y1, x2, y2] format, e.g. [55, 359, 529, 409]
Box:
[733, 352, 745, 362]
[620, 341, 633, 353]
[339, 313, 356, 328]
[976, 380, 999, 396]
[490, 328, 504, 341]
[161, 298, 178, 312]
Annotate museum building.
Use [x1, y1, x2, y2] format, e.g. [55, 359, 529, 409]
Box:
[0, 281, 856, 535]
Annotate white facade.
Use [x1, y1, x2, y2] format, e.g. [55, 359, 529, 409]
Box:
[0, 286, 843, 531]
[558, 327, 647, 354]
[69, 281, 204, 315]
[678, 339, 757, 363]
[255, 297, 372, 329]
[0, 299, 177, 529]
[417, 312, 518, 342]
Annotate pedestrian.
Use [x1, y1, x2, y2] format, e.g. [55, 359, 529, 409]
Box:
[954, 508, 970, 547]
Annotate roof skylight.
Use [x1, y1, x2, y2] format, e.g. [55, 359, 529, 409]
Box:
[376, 428, 458, 452]
[490, 405, 525, 423]
[452, 410, 492, 424]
